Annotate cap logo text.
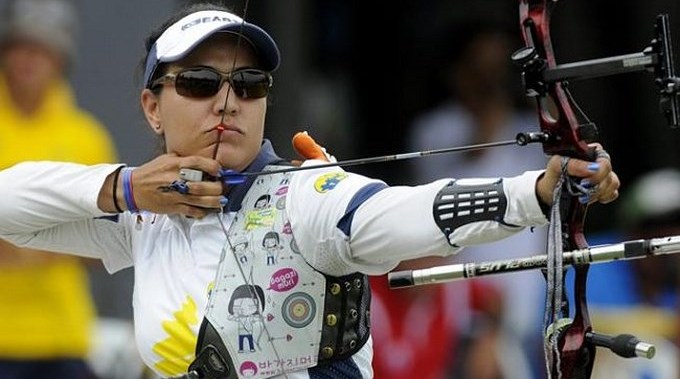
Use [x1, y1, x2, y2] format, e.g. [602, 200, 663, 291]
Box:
[181, 16, 238, 31]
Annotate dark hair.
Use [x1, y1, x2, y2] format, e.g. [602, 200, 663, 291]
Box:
[262, 231, 279, 246]
[136, 2, 234, 90]
[255, 194, 271, 207]
[228, 284, 265, 314]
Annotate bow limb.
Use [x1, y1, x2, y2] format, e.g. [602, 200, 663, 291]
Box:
[517, 0, 596, 160]
[517, 1, 595, 378]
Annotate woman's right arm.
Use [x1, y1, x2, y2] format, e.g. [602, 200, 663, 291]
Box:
[0, 161, 121, 231]
[0, 161, 132, 271]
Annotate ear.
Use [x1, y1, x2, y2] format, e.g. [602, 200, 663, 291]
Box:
[141, 89, 164, 135]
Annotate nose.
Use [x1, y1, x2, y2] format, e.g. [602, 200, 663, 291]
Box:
[214, 82, 239, 116]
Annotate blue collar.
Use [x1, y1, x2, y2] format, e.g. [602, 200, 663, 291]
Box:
[225, 139, 287, 212]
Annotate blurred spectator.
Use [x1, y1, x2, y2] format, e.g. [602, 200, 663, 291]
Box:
[369, 256, 509, 379]
[587, 168, 680, 379]
[0, 0, 120, 378]
[400, 20, 549, 378]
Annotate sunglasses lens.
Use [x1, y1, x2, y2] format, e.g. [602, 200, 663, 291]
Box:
[230, 69, 271, 99]
[175, 69, 222, 98]
[171, 68, 271, 99]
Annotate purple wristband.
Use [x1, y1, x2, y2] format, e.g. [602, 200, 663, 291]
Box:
[121, 167, 138, 213]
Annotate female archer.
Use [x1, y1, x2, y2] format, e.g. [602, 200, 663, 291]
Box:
[0, 2, 619, 378]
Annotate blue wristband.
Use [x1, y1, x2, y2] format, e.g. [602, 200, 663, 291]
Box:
[121, 167, 138, 213]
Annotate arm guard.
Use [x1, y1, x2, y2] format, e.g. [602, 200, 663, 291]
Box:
[433, 178, 509, 245]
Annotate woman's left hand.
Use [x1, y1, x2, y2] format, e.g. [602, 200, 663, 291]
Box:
[536, 143, 620, 207]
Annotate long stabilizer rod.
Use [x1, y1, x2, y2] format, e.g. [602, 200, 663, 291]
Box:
[388, 235, 680, 289]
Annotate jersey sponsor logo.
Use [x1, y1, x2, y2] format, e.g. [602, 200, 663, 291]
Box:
[313, 172, 348, 193]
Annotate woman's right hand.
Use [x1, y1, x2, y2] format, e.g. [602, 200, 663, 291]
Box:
[100, 154, 226, 218]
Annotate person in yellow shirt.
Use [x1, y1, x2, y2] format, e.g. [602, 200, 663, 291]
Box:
[0, 0, 117, 377]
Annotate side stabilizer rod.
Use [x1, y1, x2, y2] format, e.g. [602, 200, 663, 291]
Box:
[388, 235, 680, 289]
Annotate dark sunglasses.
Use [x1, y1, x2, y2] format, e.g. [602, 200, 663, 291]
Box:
[151, 66, 273, 99]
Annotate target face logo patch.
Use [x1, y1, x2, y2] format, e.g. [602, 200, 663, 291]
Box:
[281, 292, 316, 328]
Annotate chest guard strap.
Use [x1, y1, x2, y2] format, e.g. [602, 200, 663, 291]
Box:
[188, 320, 234, 379]
[318, 272, 371, 363]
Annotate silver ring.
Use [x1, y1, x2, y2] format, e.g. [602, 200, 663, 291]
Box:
[589, 184, 600, 196]
[179, 168, 203, 182]
[595, 150, 610, 161]
[179, 168, 204, 182]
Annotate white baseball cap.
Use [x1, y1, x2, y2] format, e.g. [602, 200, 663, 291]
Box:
[143, 10, 280, 88]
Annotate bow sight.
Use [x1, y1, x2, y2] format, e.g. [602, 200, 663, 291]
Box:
[512, 14, 680, 129]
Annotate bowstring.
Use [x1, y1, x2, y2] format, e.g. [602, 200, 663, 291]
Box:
[211, 1, 290, 376]
[210, 0, 250, 160]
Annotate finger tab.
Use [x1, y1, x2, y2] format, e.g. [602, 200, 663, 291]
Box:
[292, 131, 327, 161]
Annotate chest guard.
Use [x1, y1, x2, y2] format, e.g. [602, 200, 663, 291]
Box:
[188, 167, 371, 379]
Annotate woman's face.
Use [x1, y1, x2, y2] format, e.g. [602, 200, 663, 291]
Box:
[142, 33, 267, 171]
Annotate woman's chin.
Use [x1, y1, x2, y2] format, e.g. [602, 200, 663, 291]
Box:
[216, 154, 243, 171]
